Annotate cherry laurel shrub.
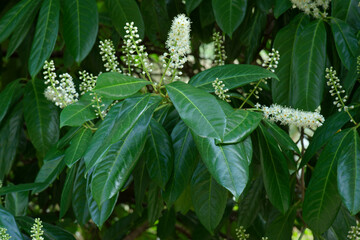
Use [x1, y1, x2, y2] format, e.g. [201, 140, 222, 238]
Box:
[0, 0, 359, 239]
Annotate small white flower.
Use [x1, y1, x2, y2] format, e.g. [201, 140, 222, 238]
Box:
[212, 78, 231, 102]
[30, 218, 44, 240]
[212, 31, 226, 66]
[0, 227, 11, 240]
[99, 39, 121, 73]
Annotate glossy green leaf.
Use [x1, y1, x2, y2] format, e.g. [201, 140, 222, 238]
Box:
[0, 183, 46, 196]
[64, 128, 92, 167]
[265, 205, 297, 240]
[0, 207, 24, 240]
[60, 164, 77, 218]
[28, 0, 60, 77]
[331, 18, 359, 70]
[323, 205, 356, 240]
[106, 0, 145, 39]
[5, 185, 28, 216]
[16, 216, 75, 240]
[84, 94, 161, 173]
[192, 133, 249, 200]
[332, 0, 360, 30]
[57, 127, 82, 149]
[166, 81, 226, 141]
[0, 0, 41, 43]
[190, 162, 227, 234]
[133, 159, 150, 215]
[93, 72, 150, 100]
[303, 130, 352, 234]
[60, 93, 97, 127]
[144, 119, 173, 189]
[291, 19, 326, 111]
[147, 184, 164, 225]
[189, 64, 278, 92]
[0, 79, 22, 125]
[274, 0, 291, 18]
[91, 114, 149, 205]
[72, 160, 90, 225]
[0, 103, 23, 180]
[258, 126, 290, 214]
[163, 121, 198, 206]
[337, 128, 360, 214]
[24, 78, 59, 157]
[272, 14, 309, 105]
[87, 172, 118, 228]
[63, 0, 98, 62]
[186, 0, 203, 14]
[212, 0, 247, 37]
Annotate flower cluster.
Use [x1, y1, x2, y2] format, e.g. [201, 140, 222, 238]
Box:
[347, 223, 360, 240]
[213, 78, 230, 102]
[30, 218, 44, 240]
[79, 70, 97, 95]
[291, 0, 330, 18]
[162, 14, 191, 81]
[212, 31, 226, 66]
[258, 103, 325, 128]
[262, 48, 280, 73]
[357, 56, 360, 75]
[326, 67, 354, 112]
[0, 227, 11, 240]
[99, 39, 121, 73]
[43, 60, 79, 108]
[235, 226, 249, 240]
[122, 22, 152, 77]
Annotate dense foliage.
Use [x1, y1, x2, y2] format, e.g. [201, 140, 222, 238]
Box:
[0, 0, 359, 239]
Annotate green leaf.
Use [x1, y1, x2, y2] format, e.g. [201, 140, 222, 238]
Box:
[64, 128, 92, 167]
[0, 103, 23, 180]
[57, 127, 82, 149]
[166, 81, 226, 141]
[33, 149, 65, 193]
[84, 94, 161, 173]
[272, 14, 310, 105]
[60, 164, 77, 218]
[186, 0, 203, 14]
[87, 172, 118, 228]
[258, 126, 290, 214]
[291, 19, 327, 111]
[323, 205, 356, 240]
[274, 0, 291, 18]
[192, 133, 249, 200]
[212, 0, 247, 37]
[0, 79, 22, 125]
[190, 162, 227, 234]
[330, 18, 359, 70]
[144, 119, 173, 189]
[332, 0, 360, 30]
[0, 183, 46, 196]
[0, 0, 41, 43]
[337, 128, 360, 214]
[157, 208, 176, 239]
[93, 72, 150, 100]
[265, 204, 298, 240]
[133, 159, 150, 215]
[91, 113, 149, 205]
[5, 186, 28, 216]
[28, 0, 60, 77]
[16, 216, 75, 240]
[221, 109, 262, 144]
[0, 207, 24, 240]
[303, 130, 352, 234]
[163, 121, 198, 206]
[189, 64, 278, 92]
[147, 184, 164, 225]
[72, 160, 90, 225]
[24, 78, 59, 157]
[199, 0, 215, 28]
[106, 0, 145, 39]
[62, 0, 98, 62]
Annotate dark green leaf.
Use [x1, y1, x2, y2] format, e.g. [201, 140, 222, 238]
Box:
[0, 79, 22, 125]
[189, 64, 278, 92]
[303, 130, 352, 234]
[163, 121, 198, 206]
[63, 0, 99, 62]
[199, 0, 215, 28]
[265, 204, 297, 240]
[166, 81, 226, 141]
[186, 0, 203, 14]
[337, 128, 360, 214]
[24, 79, 59, 157]
[0, 207, 24, 240]
[332, 0, 360, 30]
[28, 0, 60, 77]
[331, 18, 359, 70]
[64, 128, 92, 167]
[258, 126, 290, 213]
[106, 0, 145, 39]
[5, 185, 28, 216]
[144, 119, 173, 189]
[157, 208, 176, 239]
[0, 183, 46, 196]
[133, 159, 150, 215]
[147, 184, 163, 225]
[323, 205, 356, 240]
[291, 19, 327, 111]
[274, 0, 291, 18]
[190, 162, 227, 234]
[192, 133, 249, 200]
[60, 164, 77, 218]
[212, 0, 247, 37]
[57, 127, 82, 149]
[93, 72, 150, 100]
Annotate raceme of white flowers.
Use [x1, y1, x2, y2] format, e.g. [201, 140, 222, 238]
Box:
[0, 227, 11, 240]
[326, 67, 354, 112]
[347, 223, 360, 240]
[213, 78, 231, 102]
[235, 226, 250, 240]
[257, 103, 325, 128]
[99, 39, 121, 73]
[212, 31, 226, 66]
[162, 14, 191, 81]
[30, 218, 44, 240]
[43, 60, 79, 108]
[290, 0, 330, 18]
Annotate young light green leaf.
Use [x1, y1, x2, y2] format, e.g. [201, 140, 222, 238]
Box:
[64, 128, 92, 167]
